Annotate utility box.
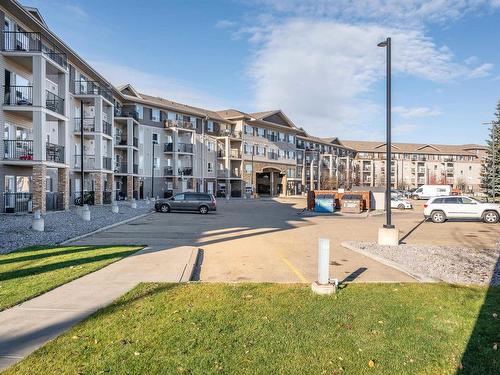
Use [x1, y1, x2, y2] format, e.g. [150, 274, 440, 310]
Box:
[341, 194, 363, 214]
[314, 194, 335, 213]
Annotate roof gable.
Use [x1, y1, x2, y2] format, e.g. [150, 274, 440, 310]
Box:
[252, 110, 297, 129]
[118, 84, 141, 98]
[415, 144, 441, 152]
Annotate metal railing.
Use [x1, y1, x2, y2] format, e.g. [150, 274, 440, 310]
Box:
[4, 85, 33, 105]
[268, 152, 279, 160]
[178, 167, 192, 176]
[217, 170, 228, 178]
[46, 192, 64, 211]
[114, 162, 128, 173]
[102, 120, 112, 136]
[133, 137, 139, 148]
[74, 117, 96, 133]
[3, 140, 33, 160]
[3, 192, 32, 213]
[103, 157, 112, 170]
[114, 107, 139, 120]
[73, 191, 95, 206]
[133, 164, 138, 174]
[230, 150, 242, 158]
[164, 143, 194, 153]
[46, 142, 64, 163]
[46, 90, 64, 115]
[164, 166, 174, 176]
[217, 129, 242, 138]
[72, 80, 113, 102]
[164, 119, 196, 130]
[116, 134, 127, 145]
[74, 155, 95, 169]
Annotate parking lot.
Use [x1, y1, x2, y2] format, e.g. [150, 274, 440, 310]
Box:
[72, 198, 500, 283]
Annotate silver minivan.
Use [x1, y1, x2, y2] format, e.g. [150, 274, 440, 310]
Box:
[155, 192, 217, 214]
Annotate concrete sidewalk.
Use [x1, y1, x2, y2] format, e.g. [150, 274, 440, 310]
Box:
[0, 245, 198, 371]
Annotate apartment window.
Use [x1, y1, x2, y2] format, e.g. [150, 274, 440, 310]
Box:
[136, 105, 143, 120]
[151, 108, 160, 122]
[289, 135, 295, 144]
[207, 121, 214, 132]
[244, 125, 253, 135]
[278, 132, 285, 141]
[207, 141, 214, 152]
[152, 133, 159, 144]
[207, 162, 213, 172]
[257, 128, 266, 138]
[153, 157, 160, 169]
[245, 163, 253, 173]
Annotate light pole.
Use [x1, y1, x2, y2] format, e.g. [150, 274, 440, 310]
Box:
[378, 37, 394, 229]
[151, 138, 157, 199]
[483, 121, 498, 202]
[80, 100, 84, 206]
[377, 36, 398, 246]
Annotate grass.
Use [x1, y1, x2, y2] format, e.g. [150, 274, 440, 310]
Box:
[0, 245, 142, 311]
[5, 283, 499, 374]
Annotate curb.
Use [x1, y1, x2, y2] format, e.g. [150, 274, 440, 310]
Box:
[341, 241, 438, 283]
[59, 211, 154, 245]
[180, 247, 201, 282]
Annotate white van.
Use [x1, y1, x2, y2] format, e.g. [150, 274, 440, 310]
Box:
[411, 185, 451, 200]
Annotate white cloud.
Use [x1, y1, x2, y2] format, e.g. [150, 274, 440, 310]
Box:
[393, 123, 418, 135]
[468, 62, 494, 78]
[246, 19, 481, 137]
[90, 61, 229, 110]
[393, 106, 442, 118]
[215, 20, 236, 29]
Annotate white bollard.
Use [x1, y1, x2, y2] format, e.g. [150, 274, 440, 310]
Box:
[131, 198, 137, 209]
[311, 238, 336, 295]
[111, 200, 119, 213]
[146, 197, 150, 205]
[32, 210, 44, 232]
[81, 204, 91, 221]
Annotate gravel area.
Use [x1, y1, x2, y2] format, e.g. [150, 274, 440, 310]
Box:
[0, 201, 153, 254]
[344, 240, 500, 286]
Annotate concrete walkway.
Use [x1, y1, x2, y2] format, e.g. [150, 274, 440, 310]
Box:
[0, 245, 198, 371]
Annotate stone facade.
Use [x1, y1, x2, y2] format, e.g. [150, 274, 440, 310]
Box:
[32, 164, 47, 213]
[92, 172, 104, 205]
[57, 167, 70, 210]
[127, 175, 134, 200]
[107, 172, 114, 201]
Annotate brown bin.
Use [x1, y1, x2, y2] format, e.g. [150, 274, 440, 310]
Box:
[341, 194, 363, 214]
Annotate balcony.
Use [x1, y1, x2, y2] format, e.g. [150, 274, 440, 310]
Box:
[74, 117, 96, 133]
[103, 157, 112, 170]
[4, 85, 33, 106]
[46, 143, 64, 163]
[230, 150, 241, 158]
[116, 134, 127, 146]
[178, 167, 193, 176]
[114, 107, 139, 120]
[3, 31, 68, 68]
[133, 137, 139, 148]
[164, 143, 194, 153]
[3, 140, 33, 160]
[114, 162, 128, 174]
[45, 90, 64, 115]
[268, 152, 279, 160]
[133, 164, 139, 174]
[164, 119, 196, 130]
[103, 120, 112, 136]
[216, 129, 242, 138]
[72, 80, 113, 102]
[164, 166, 174, 176]
[3, 192, 33, 213]
[230, 170, 241, 178]
[74, 155, 95, 169]
[217, 169, 228, 178]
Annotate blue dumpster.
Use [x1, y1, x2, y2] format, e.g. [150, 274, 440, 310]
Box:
[314, 194, 335, 213]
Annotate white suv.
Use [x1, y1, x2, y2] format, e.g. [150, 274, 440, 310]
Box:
[424, 196, 500, 223]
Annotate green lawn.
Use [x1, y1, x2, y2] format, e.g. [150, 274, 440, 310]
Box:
[0, 245, 142, 311]
[5, 283, 499, 375]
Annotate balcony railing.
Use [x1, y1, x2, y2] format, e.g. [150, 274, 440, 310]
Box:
[103, 157, 112, 170]
[46, 90, 64, 115]
[230, 170, 241, 178]
[2, 31, 67, 68]
[114, 107, 139, 120]
[164, 143, 194, 153]
[3, 192, 32, 213]
[133, 137, 139, 148]
[164, 166, 174, 176]
[74, 117, 96, 133]
[3, 140, 33, 160]
[217, 129, 242, 138]
[4, 85, 33, 106]
[164, 119, 196, 130]
[46, 142, 64, 163]
[178, 167, 192, 176]
[217, 170, 228, 178]
[268, 152, 279, 160]
[46, 192, 64, 211]
[116, 134, 127, 145]
[72, 80, 113, 102]
[74, 155, 95, 169]
[133, 164, 139, 174]
[103, 120, 112, 136]
[230, 150, 242, 158]
[114, 162, 128, 173]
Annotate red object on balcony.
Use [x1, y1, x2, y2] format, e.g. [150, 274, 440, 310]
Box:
[20, 154, 33, 160]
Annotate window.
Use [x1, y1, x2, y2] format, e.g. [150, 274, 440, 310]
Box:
[244, 144, 253, 154]
[289, 135, 295, 144]
[207, 162, 213, 172]
[151, 108, 160, 122]
[136, 105, 143, 120]
[173, 193, 185, 201]
[207, 121, 214, 132]
[278, 132, 285, 141]
[154, 157, 160, 169]
[244, 125, 253, 135]
[443, 197, 460, 204]
[245, 163, 252, 173]
[460, 197, 477, 204]
[152, 133, 159, 144]
[257, 128, 265, 138]
[207, 141, 214, 152]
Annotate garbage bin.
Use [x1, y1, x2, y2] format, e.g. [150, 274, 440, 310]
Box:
[340, 194, 363, 214]
[314, 194, 335, 213]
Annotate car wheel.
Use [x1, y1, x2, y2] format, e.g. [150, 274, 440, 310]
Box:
[199, 205, 209, 214]
[431, 210, 446, 223]
[483, 210, 499, 224]
[398, 204, 405, 210]
[159, 204, 170, 213]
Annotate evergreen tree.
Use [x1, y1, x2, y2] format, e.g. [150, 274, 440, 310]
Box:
[480, 100, 500, 200]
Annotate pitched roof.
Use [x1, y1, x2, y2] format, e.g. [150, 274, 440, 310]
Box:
[340, 140, 484, 155]
[249, 110, 281, 120]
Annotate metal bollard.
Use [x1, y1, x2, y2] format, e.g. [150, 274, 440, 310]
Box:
[311, 238, 336, 295]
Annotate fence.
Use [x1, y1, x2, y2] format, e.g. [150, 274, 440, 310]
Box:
[46, 192, 64, 211]
[3, 192, 32, 213]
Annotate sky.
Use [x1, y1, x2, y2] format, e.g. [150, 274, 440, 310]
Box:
[24, 0, 500, 145]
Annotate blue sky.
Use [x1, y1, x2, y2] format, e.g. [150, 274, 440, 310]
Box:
[25, 0, 500, 145]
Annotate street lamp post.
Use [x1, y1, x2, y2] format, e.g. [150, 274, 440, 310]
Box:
[151, 138, 157, 199]
[377, 37, 398, 246]
[80, 100, 84, 206]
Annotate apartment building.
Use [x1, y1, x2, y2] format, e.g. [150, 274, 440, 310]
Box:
[0, 2, 116, 213]
[341, 141, 486, 192]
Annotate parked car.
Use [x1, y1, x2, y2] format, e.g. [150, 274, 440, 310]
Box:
[412, 185, 451, 200]
[155, 192, 216, 214]
[423, 195, 500, 223]
[391, 197, 413, 210]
